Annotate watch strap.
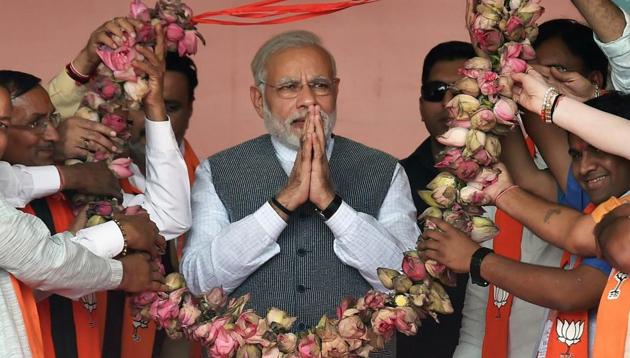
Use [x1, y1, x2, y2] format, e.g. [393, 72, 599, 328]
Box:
[315, 194, 342, 220]
[470, 247, 493, 287]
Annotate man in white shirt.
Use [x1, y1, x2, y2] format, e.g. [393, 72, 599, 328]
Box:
[0, 83, 167, 357]
[181, 31, 418, 358]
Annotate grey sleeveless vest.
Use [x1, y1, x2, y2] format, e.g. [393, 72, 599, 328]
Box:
[208, 135, 397, 355]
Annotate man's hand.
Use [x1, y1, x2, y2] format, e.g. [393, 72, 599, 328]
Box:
[114, 213, 166, 258]
[59, 161, 122, 200]
[275, 112, 314, 217]
[68, 206, 89, 235]
[73, 17, 144, 76]
[308, 105, 335, 209]
[132, 23, 167, 121]
[418, 217, 481, 273]
[546, 67, 598, 103]
[117, 253, 169, 293]
[54, 117, 121, 160]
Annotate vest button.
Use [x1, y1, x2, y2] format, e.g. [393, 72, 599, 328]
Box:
[296, 322, 306, 331]
[296, 248, 307, 257]
[296, 284, 306, 293]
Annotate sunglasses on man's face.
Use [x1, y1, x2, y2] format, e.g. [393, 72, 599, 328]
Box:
[421, 81, 453, 102]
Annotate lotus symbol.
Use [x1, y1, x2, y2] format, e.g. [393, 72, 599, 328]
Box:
[608, 271, 629, 300]
[131, 315, 149, 342]
[80, 293, 97, 328]
[556, 319, 584, 357]
[493, 286, 509, 318]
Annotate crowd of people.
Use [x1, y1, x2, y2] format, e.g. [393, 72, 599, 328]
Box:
[1, 0, 630, 357]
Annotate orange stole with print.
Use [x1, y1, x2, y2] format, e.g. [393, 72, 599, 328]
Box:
[22, 195, 109, 357]
[537, 203, 595, 358]
[8, 276, 44, 358]
[119, 138, 201, 357]
[592, 195, 630, 358]
[481, 137, 536, 358]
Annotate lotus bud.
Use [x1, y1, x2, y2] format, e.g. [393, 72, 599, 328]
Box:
[464, 57, 492, 71]
[236, 345, 262, 358]
[394, 275, 413, 294]
[470, 216, 500, 242]
[493, 97, 518, 125]
[202, 287, 227, 311]
[86, 214, 107, 227]
[377, 268, 400, 290]
[446, 95, 481, 121]
[75, 106, 100, 122]
[498, 75, 514, 97]
[459, 184, 492, 206]
[402, 251, 427, 282]
[453, 77, 480, 97]
[485, 134, 502, 158]
[431, 185, 458, 208]
[427, 282, 455, 314]
[437, 127, 469, 147]
[426, 172, 457, 191]
[470, 109, 496, 131]
[277, 333, 298, 353]
[419, 207, 443, 221]
[465, 129, 487, 154]
[266, 307, 297, 331]
[164, 273, 186, 291]
[418, 190, 443, 209]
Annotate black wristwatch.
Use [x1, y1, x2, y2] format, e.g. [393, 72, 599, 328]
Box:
[315, 194, 343, 221]
[470, 247, 493, 287]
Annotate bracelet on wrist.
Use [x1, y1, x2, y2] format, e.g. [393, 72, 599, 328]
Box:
[270, 196, 293, 217]
[65, 61, 91, 84]
[112, 219, 128, 257]
[495, 184, 519, 204]
[470, 247, 493, 287]
[540, 87, 560, 123]
[593, 83, 601, 98]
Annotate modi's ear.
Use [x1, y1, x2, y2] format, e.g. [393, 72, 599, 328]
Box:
[250, 85, 264, 119]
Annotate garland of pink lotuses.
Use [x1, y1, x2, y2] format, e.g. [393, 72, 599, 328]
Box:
[416, 0, 545, 280]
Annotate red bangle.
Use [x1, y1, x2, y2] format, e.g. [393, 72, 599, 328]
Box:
[65, 62, 91, 84]
[495, 184, 519, 204]
[55, 165, 66, 190]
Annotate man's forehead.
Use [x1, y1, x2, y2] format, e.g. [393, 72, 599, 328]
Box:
[266, 46, 333, 79]
[427, 59, 467, 82]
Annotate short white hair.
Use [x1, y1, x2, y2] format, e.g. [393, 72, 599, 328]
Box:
[251, 30, 337, 85]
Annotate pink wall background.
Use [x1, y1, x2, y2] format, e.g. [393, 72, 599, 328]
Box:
[0, 1, 581, 160]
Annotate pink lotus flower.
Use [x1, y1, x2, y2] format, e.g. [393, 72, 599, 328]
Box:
[89, 200, 114, 217]
[470, 109, 496, 131]
[518, 0, 544, 26]
[446, 94, 481, 121]
[477, 71, 500, 96]
[336, 296, 356, 320]
[149, 296, 180, 327]
[109, 157, 133, 179]
[192, 322, 212, 344]
[460, 184, 492, 206]
[473, 12, 499, 31]
[437, 127, 469, 147]
[337, 315, 367, 340]
[135, 23, 156, 43]
[277, 333, 298, 354]
[459, 57, 492, 79]
[203, 287, 227, 311]
[297, 333, 321, 358]
[370, 308, 397, 340]
[453, 77, 480, 97]
[178, 30, 198, 56]
[472, 148, 494, 166]
[520, 40, 536, 60]
[425, 259, 446, 277]
[498, 75, 514, 97]
[97, 37, 139, 82]
[393, 307, 418, 336]
[321, 335, 349, 357]
[500, 56, 527, 75]
[207, 316, 232, 345]
[133, 291, 158, 307]
[178, 294, 201, 327]
[76, 107, 99, 122]
[503, 15, 524, 40]
[84, 92, 106, 110]
[166, 23, 185, 42]
[465, 129, 487, 154]
[234, 310, 262, 340]
[209, 325, 240, 358]
[435, 147, 464, 169]
[493, 97, 518, 125]
[130, 0, 151, 22]
[236, 344, 262, 358]
[443, 209, 473, 233]
[470, 167, 500, 187]
[472, 28, 504, 53]
[123, 78, 149, 102]
[402, 252, 427, 282]
[454, 160, 481, 181]
[102, 113, 128, 133]
[358, 290, 388, 311]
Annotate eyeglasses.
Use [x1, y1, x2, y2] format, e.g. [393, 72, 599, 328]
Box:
[421, 81, 457, 102]
[260, 78, 338, 99]
[11, 112, 61, 134]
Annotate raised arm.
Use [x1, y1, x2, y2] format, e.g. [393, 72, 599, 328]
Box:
[571, 0, 625, 43]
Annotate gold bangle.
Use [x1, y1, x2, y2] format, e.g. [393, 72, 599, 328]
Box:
[112, 219, 128, 257]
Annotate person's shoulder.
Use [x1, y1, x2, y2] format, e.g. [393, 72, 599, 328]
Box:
[207, 135, 271, 160]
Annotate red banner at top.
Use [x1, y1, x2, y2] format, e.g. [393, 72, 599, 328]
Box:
[192, 0, 378, 25]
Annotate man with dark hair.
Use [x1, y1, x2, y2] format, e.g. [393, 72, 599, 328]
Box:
[398, 40, 475, 358]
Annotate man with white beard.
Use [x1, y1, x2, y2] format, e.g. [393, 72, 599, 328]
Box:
[181, 31, 419, 356]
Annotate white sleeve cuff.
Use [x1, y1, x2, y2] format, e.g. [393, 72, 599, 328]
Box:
[106, 259, 124, 289]
[144, 117, 179, 152]
[253, 202, 288, 239]
[594, 8, 630, 57]
[74, 221, 125, 258]
[25, 165, 61, 197]
[325, 201, 359, 237]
